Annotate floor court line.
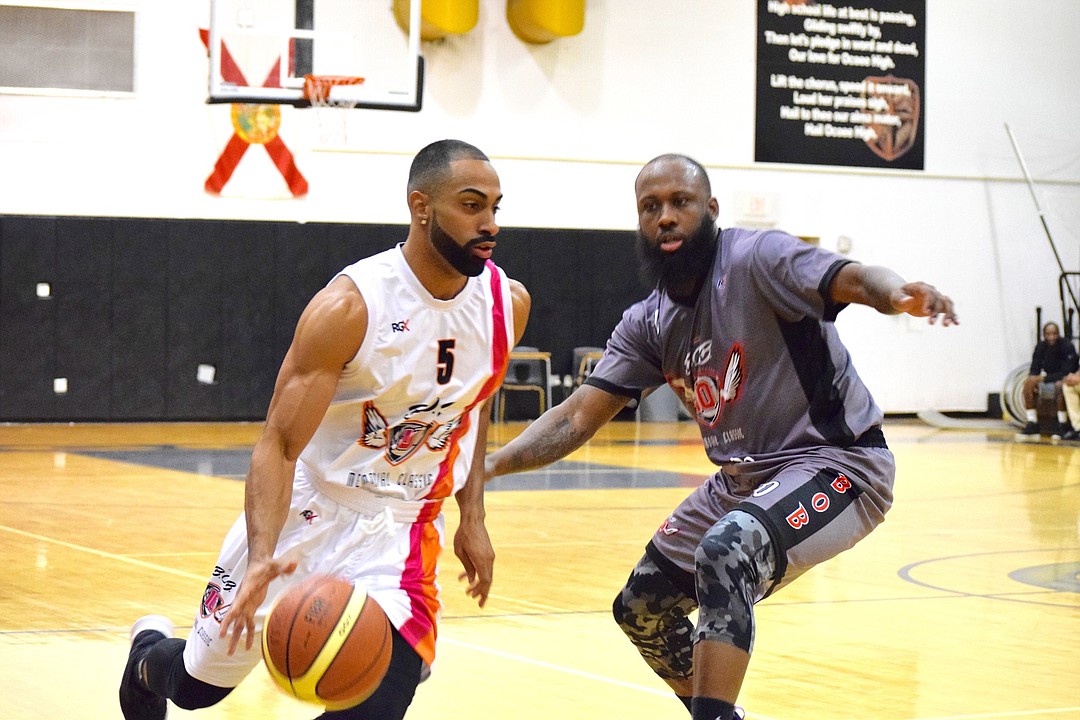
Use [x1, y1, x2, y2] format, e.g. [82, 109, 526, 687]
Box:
[450, 630, 1080, 720]
[0, 524, 206, 582]
[443, 637, 1077, 720]
[0, 523, 616, 618]
[436, 636, 769, 711]
[437, 636, 1070, 720]
[481, 592, 579, 614]
[0, 523, 602, 618]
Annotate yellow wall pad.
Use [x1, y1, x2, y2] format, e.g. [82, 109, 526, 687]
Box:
[394, 0, 478, 40]
[507, 0, 585, 44]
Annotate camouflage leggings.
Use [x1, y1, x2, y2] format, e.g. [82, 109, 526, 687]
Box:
[611, 554, 697, 681]
[612, 510, 775, 681]
[694, 510, 775, 654]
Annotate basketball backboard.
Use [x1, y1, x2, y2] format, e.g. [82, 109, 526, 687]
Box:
[207, 0, 423, 111]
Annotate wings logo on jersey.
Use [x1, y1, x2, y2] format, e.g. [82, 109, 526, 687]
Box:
[425, 416, 461, 450]
[693, 343, 744, 427]
[359, 400, 463, 465]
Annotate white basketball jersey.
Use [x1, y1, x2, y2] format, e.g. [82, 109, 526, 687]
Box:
[298, 245, 514, 516]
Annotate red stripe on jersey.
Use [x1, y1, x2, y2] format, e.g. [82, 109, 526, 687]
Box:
[427, 263, 510, 500]
[484, 260, 511, 390]
[399, 264, 511, 660]
[428, 434, 463, 501]
[397, 519, 441, 665]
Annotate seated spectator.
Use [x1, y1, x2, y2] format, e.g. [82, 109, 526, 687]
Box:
[1062, 370, 1080, 441]
[1020, 321, 1079, 436]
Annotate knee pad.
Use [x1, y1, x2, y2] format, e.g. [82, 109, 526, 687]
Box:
[693, 510, 775, 654]
[611, 554, 697, 681]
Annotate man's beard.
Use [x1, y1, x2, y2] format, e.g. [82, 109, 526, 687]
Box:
[431, 215, 488, 277]
[636, 215, 718, 293]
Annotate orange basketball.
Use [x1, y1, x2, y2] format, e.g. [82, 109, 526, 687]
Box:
[261, 575, 392, 710]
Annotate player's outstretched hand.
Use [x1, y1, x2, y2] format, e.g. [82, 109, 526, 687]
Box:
[219, 556, 297, 655]
[454, 517, 494, 607]
[892, 282, 958, 326]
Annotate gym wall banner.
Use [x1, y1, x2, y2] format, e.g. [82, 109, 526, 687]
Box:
[755, 0, 925, 170]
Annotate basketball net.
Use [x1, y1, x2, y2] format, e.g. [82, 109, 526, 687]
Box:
[302, 74, 364, 149]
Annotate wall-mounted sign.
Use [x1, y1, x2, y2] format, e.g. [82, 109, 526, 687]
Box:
[755, 0, 926, 170]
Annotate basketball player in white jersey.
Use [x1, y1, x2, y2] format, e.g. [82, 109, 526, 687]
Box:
[485, 154, 957, 720]
[119, 139, 531, 720]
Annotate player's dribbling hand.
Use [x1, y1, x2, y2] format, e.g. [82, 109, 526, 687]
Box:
[219, 556, 298, 655]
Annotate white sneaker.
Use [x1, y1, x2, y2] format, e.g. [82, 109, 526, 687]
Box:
[130, 614, 174, 642]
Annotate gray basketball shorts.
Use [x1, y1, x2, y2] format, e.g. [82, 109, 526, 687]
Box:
[647, 443, 895, 599]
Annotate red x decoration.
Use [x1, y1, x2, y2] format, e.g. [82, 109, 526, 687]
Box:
[200, 29, 308, 197]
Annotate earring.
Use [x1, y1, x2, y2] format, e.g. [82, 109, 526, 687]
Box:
[420, 218, 427, 225]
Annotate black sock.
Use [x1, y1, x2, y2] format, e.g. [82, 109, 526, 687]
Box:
[677, 694, 693, 713]
[691, 696, 737, 720]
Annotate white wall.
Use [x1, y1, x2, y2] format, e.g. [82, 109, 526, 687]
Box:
[1, 0, 1078, 412]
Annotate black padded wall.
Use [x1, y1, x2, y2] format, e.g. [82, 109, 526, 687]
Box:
[1, 216, 57, 419]
[0, 215, 646, 421]
[497, 227, 646, 378]
[54, 217, 113, 419]
[113, 219, 169, 418]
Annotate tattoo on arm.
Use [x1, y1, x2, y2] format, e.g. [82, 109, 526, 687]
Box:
[505, 415, 588, 472]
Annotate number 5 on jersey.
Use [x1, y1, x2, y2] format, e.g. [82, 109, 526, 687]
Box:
[436, 340, 455, 384]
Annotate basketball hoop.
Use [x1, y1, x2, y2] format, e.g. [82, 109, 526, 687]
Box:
[302, 74, 365, 106]
[301, 74, 365, 148]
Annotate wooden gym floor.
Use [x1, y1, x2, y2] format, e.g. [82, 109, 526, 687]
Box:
[0, 418, 1077, 719]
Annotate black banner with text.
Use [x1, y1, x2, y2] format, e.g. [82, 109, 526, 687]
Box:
[755, 0, 925, 169]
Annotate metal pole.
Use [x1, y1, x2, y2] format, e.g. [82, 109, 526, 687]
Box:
[1004, 123, 1080, 314]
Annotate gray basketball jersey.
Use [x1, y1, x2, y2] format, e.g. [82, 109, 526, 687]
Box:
[586, 227, 883, 469]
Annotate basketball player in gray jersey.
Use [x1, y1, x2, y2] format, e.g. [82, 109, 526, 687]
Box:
[485, 154, 957, 720]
